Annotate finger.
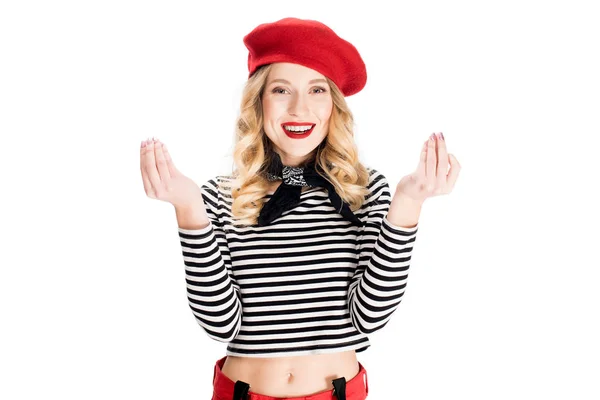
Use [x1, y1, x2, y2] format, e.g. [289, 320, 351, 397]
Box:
[426, 134, 437, 191]
[140, 140, 154, 196]
[415, 140, 428, 182]
[161, 143, 178, 177]
[446, 153, 461, 190]
[435, 133, 448, 189]
[154, 140, 171, 182]
[144, 139, 162, 194]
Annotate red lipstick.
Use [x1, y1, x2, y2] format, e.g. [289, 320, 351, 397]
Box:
[281, 122, 316, 139]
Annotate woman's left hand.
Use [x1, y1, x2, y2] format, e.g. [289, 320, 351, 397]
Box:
[396, 132, 461, 205]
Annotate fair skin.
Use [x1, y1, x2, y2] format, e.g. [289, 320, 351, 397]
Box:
[139, 64, 461, 397]
[262, 62, 333, 168]
[262, 62, 333, 195]
[386, 132, 462, 228]
[219, 63, 362, 397]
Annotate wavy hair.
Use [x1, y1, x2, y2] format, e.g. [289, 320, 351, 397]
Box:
[221, 63, 370, 227]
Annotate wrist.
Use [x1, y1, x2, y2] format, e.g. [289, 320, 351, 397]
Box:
[387, 193, 422, 228]
[173, 196, 204, 212]
[174, 202, 203, 215]
[174, 202, 210, 230]
[394, 191, 425, 209]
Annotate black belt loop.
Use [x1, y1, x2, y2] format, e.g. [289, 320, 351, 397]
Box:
[233, 376, 347, 400]
[233, 380, 250, 400]
[332, 377, 347, 400]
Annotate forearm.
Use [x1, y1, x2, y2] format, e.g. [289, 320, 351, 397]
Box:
[386, 193, 422, 228]
[174, 203, 210, 230]
[349, 209, 419, 334]
[178, 223, 243, 342]
[176, 200, 242, 341]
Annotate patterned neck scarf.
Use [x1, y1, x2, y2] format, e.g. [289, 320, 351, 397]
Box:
[257, 152, 364, 227]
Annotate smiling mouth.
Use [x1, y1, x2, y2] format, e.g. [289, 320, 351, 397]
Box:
[282, 124, 316, 134]
[281, 124, 315, 138]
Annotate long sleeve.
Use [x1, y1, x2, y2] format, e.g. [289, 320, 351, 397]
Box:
[348, 171, 419, 335]
[177, 177, 242, 342]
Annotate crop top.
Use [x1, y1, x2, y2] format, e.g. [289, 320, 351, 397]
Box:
[177, 167, 419, 358]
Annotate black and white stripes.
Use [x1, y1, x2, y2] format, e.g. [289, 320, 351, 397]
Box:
[178, 168, 418, 358]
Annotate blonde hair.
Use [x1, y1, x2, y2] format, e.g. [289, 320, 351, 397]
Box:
[221, 63, 370, 227]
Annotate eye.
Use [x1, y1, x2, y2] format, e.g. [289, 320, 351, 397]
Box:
[272, 87, 328, 95]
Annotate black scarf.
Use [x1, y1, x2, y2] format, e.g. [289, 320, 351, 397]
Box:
[257, 152, 365, 227]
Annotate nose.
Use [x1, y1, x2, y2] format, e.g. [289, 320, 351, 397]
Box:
[288, 93, 310, 117]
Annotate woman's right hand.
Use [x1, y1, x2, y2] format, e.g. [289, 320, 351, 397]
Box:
[140, 137, 204, 209]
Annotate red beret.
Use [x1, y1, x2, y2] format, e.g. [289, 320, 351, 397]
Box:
[243, 17, 367, 97]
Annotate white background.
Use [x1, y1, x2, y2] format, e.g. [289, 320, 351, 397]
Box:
[1, 0, 599, 399]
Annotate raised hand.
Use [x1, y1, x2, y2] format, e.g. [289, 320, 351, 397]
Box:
[396, 132, 461, 205]
[140, 137, 204, 209]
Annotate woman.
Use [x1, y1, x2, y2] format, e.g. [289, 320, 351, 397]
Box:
[140, 17, 460, 400]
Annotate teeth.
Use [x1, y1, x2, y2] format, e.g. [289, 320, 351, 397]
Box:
[284, 125, 313, 132]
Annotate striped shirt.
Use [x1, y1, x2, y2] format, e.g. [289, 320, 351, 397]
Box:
[177, 168, 419, 358]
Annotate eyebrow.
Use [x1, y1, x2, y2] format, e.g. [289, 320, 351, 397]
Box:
[267, 78, 328, 86]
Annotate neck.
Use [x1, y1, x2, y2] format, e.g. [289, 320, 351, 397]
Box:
[273, 150, 316, 168]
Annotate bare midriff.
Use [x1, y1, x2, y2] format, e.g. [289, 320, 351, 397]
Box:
[221, 350, 360, 397]
[230, 182, 353, 396]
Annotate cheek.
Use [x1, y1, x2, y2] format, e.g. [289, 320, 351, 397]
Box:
[316, 102, 333, 121]
[263, 98, 287, 119]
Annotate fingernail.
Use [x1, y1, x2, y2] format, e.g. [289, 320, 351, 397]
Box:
[440, 132, 445, 140]
[430, 133, 435, 141]
[141, 140, 146, 148]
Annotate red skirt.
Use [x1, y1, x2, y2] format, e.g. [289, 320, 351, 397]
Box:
[211, 355, 369, 400]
